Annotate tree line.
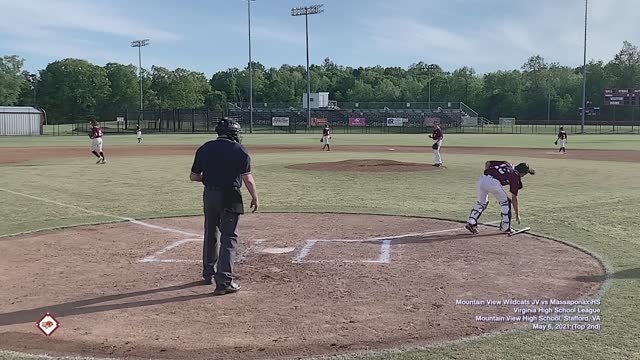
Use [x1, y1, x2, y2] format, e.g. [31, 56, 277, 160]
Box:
[1, 41, 639, 122]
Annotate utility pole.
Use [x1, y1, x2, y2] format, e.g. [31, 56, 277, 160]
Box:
[427, 64, 437, 111]
[580, 0, 588, 133]
[248, 0, 255, 133]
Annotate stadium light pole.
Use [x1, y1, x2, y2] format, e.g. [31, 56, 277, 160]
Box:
[27, 73, 37, 108]
[427, 64, 437, 111]
[131, 39, 150, 127]
[292, 4, 324, 129]
[247, 0, 255, 133]
[580, 0, 588, 133]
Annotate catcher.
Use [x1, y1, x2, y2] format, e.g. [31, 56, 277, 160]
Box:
[555, 127, 567, 153]
[465, 160, 534, 235]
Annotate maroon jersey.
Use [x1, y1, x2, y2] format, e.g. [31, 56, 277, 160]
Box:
[323, 128, 331, 136]
[558, 130, 567, 140]
[484, 161, 523, 195]
[432, 127, 443, 141]
[91, 127, 103, 138]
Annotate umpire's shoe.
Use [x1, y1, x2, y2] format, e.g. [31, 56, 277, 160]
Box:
[202, 276, 213, 285]
[214, 282, 241, 296]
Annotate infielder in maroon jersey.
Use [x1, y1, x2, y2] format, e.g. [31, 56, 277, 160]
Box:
[89, 121, 106, 164]
[555, 127, 568, 153]
[465, 160, 535, 235]
[321, 124, 332, 151]
[428, 122, 444, 166]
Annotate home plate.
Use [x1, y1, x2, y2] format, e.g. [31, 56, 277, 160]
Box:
[261, 247, 296, 254]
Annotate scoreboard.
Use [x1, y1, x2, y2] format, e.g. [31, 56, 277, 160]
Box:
[604, 89, 640, 106]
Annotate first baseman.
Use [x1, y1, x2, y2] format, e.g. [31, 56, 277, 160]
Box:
[555, 127, 567, 153]
[428, 122, 443, 167]
[89, 121, 106, 164]
[465, 160, 535, 235]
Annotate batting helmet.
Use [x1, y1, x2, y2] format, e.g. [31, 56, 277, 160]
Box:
[215, 118, 242, 143]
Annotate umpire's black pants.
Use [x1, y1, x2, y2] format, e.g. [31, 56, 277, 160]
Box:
[202, 189, 240, 286]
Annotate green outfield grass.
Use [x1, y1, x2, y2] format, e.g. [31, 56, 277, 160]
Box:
[0, 134, 639, 360]
[1, 133, 640, 150]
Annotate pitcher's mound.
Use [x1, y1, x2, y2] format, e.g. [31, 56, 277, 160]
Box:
[287, 159, 434, 172]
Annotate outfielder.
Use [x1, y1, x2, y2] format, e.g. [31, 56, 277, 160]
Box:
[428, 122, 443, 167]
[555, 127, 567, 153]
[89, 121, 106, 164]
[136, 125, 143, 144]
[321, 124, 332, 151]
[465, 160, 535, 235]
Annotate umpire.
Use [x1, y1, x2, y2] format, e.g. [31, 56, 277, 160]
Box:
[190, 118, 259, 296]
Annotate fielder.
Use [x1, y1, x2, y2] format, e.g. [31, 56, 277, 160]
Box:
[428, 121, 443, 167]
[321, 124, 332, 151]
[555, 127, 567, 153]
[465, 160, 535, 235]
[136, 125, 143, 144]
[89, 121, 106, 164]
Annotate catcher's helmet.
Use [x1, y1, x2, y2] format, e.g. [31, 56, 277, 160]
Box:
[215, 118, 242, 143]
[515, 162, 535, 176]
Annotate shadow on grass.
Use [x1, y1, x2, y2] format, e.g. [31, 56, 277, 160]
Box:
[0, 281, 210, 326]
[574, 267, 640, 282]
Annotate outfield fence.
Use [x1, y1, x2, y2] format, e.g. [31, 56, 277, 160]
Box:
[39, 107, 640, 136]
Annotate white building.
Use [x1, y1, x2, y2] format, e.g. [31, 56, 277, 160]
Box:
[0, 107, 45, 136]
[302, 92, 330, 109]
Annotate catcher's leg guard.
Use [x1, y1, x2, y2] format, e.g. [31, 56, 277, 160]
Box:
[468, 201, 488, 225]
[500, 199, 512, 231]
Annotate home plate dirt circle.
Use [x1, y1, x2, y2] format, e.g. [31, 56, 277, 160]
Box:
[0, 213, 605, 360]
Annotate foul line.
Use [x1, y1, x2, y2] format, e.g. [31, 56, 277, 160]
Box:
[0, 187, 201, 238]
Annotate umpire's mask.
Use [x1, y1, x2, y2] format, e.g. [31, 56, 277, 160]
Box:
[215, 118, 242, 143]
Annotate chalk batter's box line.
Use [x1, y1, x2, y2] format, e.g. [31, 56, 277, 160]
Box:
[293, 225, 477, 264]
[140, 239, 266, 263]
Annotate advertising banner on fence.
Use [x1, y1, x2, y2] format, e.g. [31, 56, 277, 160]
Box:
[348, 117, 366, 126]
[311, 117, 328, 126]
[271, 117, 290, 127]
[386, 118, 406, 127]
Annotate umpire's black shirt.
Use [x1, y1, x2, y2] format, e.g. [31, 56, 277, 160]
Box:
[191, 137, 251, 189]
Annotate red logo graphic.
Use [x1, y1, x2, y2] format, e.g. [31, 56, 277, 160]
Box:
[36, 313, 60, 336]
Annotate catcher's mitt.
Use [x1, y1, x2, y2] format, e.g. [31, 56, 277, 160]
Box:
[432, 143, 439, 150]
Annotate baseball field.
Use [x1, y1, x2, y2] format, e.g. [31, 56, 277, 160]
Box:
[0, 133, 638, 360]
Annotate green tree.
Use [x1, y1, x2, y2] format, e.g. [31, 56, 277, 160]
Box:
[38, 58, 110, 121]
[480, 70, 524, 120]
[0, 55, 27, 105]
[104, 63, 139, 111]
[607, 41, 640, 88]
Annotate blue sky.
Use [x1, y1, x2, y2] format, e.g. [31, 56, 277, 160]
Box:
[0, 0, 638, 76]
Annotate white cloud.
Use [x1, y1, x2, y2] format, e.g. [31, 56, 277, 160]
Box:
[0, 0, 179, 41]
[362, 0, 640, 72]
[0, 0, 179, 67]
[253, 25, 305, 46]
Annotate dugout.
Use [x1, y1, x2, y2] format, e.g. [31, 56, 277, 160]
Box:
[0, 106, 46, 136]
